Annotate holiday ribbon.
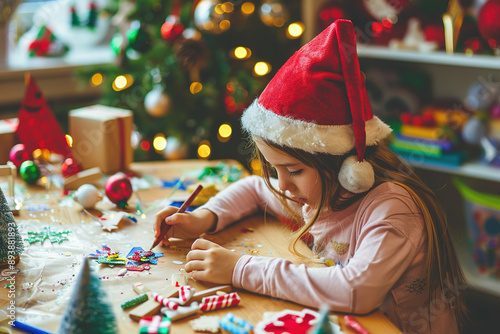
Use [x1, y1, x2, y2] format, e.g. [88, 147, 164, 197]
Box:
[117, 117, 126, 170]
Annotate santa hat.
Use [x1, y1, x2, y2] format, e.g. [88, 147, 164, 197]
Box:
[241, 20, 392, 193]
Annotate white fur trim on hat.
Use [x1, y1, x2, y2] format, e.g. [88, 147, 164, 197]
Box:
[241, 99, 392, 155]
[338, 155, 375, 193]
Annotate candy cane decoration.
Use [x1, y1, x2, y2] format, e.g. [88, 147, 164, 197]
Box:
[153, 292, 179, 310]
[199, 292, 240, 311]
[177, 285, 195, 305]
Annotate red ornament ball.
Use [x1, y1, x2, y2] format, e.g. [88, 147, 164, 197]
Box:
[423, 23, 445, 50]
[61, 158, 82, 178]
[105, 172, 133, 207]
[9, 144, 31, 168]
[161, 15, 184, 42]
[478, 0, 500, 46]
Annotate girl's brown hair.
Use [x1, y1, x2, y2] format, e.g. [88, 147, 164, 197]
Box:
[254, 138, 466, 327]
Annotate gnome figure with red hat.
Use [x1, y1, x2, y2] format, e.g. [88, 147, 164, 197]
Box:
[154, 20, 466, 334]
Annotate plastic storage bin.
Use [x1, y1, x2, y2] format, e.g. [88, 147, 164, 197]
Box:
[454, 178, 500, 279]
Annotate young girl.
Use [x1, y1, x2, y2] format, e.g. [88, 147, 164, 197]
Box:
[154, 20, 466, 333]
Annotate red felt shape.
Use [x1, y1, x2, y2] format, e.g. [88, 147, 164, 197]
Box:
[263, 312, 316, 334]
[16, 75, 72, 158]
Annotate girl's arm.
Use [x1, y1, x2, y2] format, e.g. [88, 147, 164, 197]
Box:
[200, 175, 290, 233]
[154, 175, 288, 245]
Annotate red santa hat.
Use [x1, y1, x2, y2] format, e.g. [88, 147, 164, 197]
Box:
[241, 20, 392, 193]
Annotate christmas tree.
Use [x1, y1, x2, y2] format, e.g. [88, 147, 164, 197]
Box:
[79, 0, 302, 164]
[57, 257, 118, 334]
[0, 188, 23, 267]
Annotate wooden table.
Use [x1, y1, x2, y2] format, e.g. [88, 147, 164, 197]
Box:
[1, 160, 401, 333]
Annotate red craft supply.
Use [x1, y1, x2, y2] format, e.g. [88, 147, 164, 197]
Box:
[153, 293, 178, 310]
[199, 292, 240, 311]
[344, 315, 370, 334]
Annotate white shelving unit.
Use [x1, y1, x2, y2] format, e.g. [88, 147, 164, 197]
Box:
[4, 45, 115, 72]
[357, 45, 500, 70]
[400, 159, 500, 182]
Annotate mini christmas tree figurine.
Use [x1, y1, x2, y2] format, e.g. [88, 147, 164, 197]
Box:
[16, 74, 72, 158]
[0, 188, 23, 267]
[309, 305, 337, 334]
[87, 1, 98, 29]
[57, 257, 118, 334]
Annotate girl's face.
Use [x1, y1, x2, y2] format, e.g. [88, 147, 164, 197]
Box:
[256, 140, 322, 208]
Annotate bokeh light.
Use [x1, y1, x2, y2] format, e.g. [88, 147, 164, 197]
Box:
[287, 22, 304, 39]
[197, 140, 211, 159]
[190, 82, 203, 94]
[254, 62, 271, 76]
[153, 134, 167, 152]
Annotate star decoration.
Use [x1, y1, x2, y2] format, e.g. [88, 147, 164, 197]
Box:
[25, 227, 71, 244]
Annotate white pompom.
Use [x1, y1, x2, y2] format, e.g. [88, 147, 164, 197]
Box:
[73, 184, 103, 209]
[338, 155, 375, 194]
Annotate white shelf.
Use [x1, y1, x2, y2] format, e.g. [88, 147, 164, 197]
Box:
[0, 45, 115, 75]
[357, 45, 500, 70]
[407, 160, 500, 182]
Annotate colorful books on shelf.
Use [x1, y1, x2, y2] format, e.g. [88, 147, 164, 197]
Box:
[390, 125, 467, 167]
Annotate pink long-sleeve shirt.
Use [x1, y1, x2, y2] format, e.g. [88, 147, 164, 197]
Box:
[201, 175, 459, 333]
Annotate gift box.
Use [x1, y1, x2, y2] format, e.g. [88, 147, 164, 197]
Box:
[0, 118, 19, 164]
[69, 105, 133, 174]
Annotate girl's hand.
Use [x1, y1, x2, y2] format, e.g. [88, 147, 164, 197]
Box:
[185, 239, 242, 284]
[153, 208, 217, 247]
